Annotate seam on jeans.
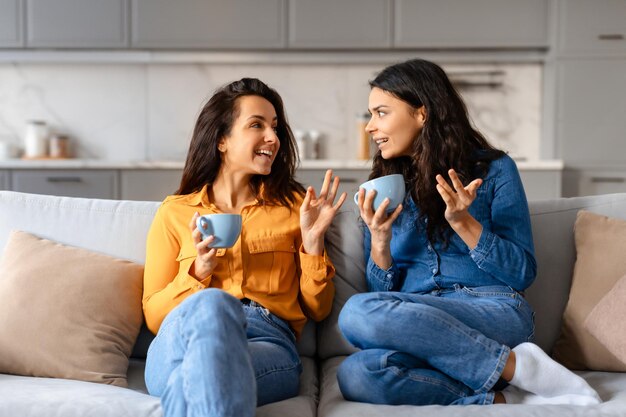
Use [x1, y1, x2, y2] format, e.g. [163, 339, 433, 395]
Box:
[386, 365, 468, 397]
[255, 362, 302, 379]
[477, 345, 509, 394]
[381, 351, 468, 398]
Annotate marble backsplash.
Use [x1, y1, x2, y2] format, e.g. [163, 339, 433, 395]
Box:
[0, 61, 541, 162]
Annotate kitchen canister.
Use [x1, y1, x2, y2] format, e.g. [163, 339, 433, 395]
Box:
[23, 120, 49, 158]
[49, 134, 70, 158]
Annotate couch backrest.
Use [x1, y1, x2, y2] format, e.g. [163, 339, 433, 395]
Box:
[320, 193, 626, 359]
[0, 191, 316, 358]
[525, 193, 626, 352]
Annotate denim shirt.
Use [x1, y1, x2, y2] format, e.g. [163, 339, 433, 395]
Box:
[364, 154, 537, 294]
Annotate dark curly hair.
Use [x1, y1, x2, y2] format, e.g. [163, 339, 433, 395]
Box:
[369, 59, 505, 244]
[176, 78, 304, 206]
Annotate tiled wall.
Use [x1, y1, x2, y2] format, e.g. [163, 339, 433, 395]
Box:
[0, 61, 541, 161]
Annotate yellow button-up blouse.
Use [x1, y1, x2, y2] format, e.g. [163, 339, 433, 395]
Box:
[142, 185, 336, 338]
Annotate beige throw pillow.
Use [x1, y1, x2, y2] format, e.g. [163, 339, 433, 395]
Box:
[0, 231, 144, 387]
[584, 274, 626, 366]
[552, 210, 626, 371]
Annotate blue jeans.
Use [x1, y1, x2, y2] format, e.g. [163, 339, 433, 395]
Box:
[337, 285, 535, 405]
[145, 289, 302, 417]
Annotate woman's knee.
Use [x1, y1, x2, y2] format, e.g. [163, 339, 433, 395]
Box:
[338, 293, 386, 346]
[178, 289, 245, 328]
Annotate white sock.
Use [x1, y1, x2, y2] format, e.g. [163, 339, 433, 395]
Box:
[509, 343, 601, 404]
[502, 385, 601, 406]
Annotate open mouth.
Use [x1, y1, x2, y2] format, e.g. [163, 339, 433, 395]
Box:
[374, 138, 388, 146]
[255, 149, 274, 160]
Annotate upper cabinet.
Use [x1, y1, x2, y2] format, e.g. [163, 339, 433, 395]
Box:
[556, 58, 626, 166]
[557, 0, 626, 56]
[131, 0, 286, 49]
[394, 0, 549, 48]
[0, 0, 23, 47]
[288, 0, 392, 49]
[0, 0, 555, 51]
[26, 0, 129, 48]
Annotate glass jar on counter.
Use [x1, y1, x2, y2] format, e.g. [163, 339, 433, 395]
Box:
[49, 134, 70, 158]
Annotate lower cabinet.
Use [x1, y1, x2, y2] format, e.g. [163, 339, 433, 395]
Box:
[0, 170, 8, 190]
[120, 169, 182, 201]
[519, 170, 562, 201]
[296, 169, 370, 202]
[10, 169, 119, 199]
[563, 168, 626, 198]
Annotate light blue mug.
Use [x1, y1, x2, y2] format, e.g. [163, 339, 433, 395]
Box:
[354, 174, 406, 212]
[196, 214, 242, 248]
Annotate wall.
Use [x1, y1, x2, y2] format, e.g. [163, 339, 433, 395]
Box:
[0, 61, 541, 161]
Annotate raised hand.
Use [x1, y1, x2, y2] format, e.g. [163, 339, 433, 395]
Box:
[435, 169, 483, 248]
[189, 212, 218, 280]
[300, 169, 347, 255]
[356, 187, 403, 270]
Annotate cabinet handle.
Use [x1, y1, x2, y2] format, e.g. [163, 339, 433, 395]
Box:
[590, 177, 625, 183]
[46, 177, 83, 183]
[597, 34, 624, 41]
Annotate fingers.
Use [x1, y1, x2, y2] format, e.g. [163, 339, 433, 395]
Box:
[333, 192, 347, 210]
[327, 175, 340, 203]
[189, 211, 200, 231]
[318, 169, 333, 199]
[196, 235, 216, 254]
[301, 186, 313, 211]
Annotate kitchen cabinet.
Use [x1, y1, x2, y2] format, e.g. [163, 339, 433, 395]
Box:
[131, 0, 285, 49]
[288, 0, 391, 48]
[394, 0, 549, 48]
[556, 58, 626, 166]
[0, 170, 9, 190]
[519, 170, 562, 201]
[10, 170, 119, 199]
[120, 169, 182, 201]
[296, 169, 370, 202]
[26, 0, 129, 48]
[0, 0, 23, 47]
[563, 168, 626, 197]
[557, 0, 626, 56]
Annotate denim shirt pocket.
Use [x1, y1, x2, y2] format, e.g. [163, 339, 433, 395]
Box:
[246, 235, 297, 295]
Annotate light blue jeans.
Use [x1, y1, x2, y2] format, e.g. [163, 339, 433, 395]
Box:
[145, 289, 302, 417]
[337, 285, 535, 405]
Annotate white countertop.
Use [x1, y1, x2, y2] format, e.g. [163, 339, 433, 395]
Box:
[0, 158, 564, 171]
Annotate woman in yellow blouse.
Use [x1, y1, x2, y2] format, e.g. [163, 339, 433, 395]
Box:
[143, 78, 346, 417]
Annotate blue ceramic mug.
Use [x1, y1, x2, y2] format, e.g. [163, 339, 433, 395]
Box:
[196, 214, 242, 248]
[354, 174, 405, 212]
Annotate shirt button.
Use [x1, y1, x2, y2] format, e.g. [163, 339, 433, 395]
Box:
[386, 273, 392, 279]
[427, 245, 432, 251]
[432, 268, 437, 274]
[197, 285, 203, 290]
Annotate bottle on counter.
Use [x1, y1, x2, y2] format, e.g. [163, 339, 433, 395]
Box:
[308, 130, 321, 159]
[357, 112, 371, 160]
[23, 120, 49, 159]
[293, 129, 307, 160]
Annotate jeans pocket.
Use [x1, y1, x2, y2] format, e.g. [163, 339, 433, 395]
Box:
[259, 307, 296, 342]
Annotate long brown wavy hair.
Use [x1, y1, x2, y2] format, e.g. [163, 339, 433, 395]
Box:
[369, 59, 505, 244]
[176, 78, 304, 206]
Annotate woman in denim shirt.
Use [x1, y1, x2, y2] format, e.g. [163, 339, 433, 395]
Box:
[338, 59, 600, 406]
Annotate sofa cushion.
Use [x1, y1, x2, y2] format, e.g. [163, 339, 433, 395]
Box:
[552, 210, 626, 371]
[0, 231, 144, 387]
[584, 274, 626, 366]
[319, 206, 366, 359]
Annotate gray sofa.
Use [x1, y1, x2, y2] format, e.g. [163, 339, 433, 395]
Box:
[1, 189, 626, 417]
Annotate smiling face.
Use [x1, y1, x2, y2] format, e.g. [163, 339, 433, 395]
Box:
[218, 95, 280, 177]
[366, 87, 426, 159]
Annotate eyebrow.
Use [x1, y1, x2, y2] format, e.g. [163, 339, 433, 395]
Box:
[247, 115, 278, 122]
[370, 105, 389, 112]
